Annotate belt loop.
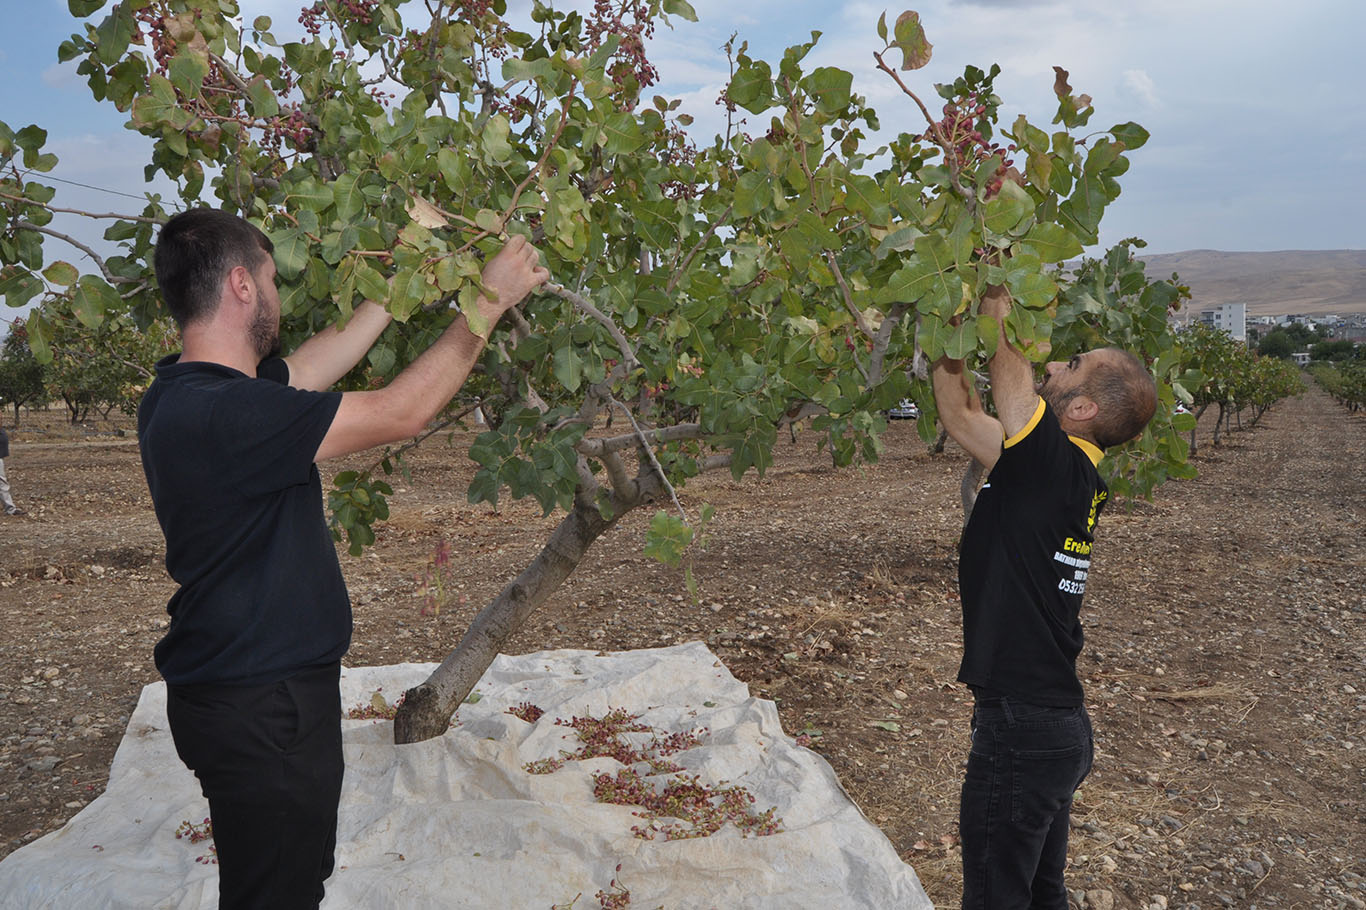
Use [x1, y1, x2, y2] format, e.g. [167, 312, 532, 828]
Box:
[1001, 696, 1016, 726]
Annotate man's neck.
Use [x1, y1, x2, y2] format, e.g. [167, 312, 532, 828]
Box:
[179, 328, 260, 376]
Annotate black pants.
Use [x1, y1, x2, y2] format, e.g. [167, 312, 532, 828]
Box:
[959, 694, 1093, 910]
[166, 663, 344, 910]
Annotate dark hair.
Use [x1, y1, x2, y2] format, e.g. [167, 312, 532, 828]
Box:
[1086, 348, 1158, 448]
[154, 208, 273, 328]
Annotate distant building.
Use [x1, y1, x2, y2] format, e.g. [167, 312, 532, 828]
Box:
[1292, 352, 1312, 366]
[1198, 302, 1247, 341]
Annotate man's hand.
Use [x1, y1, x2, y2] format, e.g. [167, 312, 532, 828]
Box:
[480, 235, 550, 315]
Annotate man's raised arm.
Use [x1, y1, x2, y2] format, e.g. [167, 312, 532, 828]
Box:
[978, 284, 1040, 439]
[285, 300, 393, 392]
[314, 235, 548, 462]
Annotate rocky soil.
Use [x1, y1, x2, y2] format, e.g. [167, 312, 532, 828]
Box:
[0, 382, 1361, 908]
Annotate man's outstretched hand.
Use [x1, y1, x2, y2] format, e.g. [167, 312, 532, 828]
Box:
[481, 234, 550, 314]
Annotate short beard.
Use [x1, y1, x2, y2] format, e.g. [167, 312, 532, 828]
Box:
[1041, 383, 1080, 415]
[248, 288, 280, 361]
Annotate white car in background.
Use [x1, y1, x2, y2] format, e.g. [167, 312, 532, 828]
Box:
[887, 399, 920, 419]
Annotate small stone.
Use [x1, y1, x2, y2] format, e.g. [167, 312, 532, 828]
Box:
[1086, 890, 1115, 910]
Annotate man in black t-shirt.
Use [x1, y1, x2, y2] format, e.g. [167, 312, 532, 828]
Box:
[139, 208, 546, 909]
[930, 286, 1156, 909]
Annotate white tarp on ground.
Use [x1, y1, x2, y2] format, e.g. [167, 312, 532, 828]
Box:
[0, 642, 931, 909]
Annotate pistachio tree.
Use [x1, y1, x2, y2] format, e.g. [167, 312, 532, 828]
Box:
[1, 1, 1192, 742]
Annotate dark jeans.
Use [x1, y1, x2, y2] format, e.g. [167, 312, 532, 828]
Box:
[166, 662, 344, 910]
[960, 694, 1093, 910]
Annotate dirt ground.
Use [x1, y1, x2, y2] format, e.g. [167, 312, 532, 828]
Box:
[1, 383, 1362, 909]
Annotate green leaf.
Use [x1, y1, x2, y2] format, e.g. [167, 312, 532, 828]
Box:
[245, 76, 280, 119]
[354, 261, 388, 302]
[501, 56, 556, 84]
[727, 59, 773, 114]
[1017, 223, 1082, 263]
[288, 178, 334, 213]
[332, 173, 364, 222]
[480, 114, 514, 164]
[68, 0, 107, 16]
[553, 344, 583, 393]
[983, 181, 1035, 235]
[643, 510, 694, 567]
[1109, 121, 1149, 150]
[1, 267, 44, 310]
[845, 174, 890, 227]
[267, 227, 311, 281]
[24, 311, 53, 363]
[892, 11, 932, 70]
[42, 261, 80, 287]
[93, 5, 136, 66]
[73, 274, 120, 329]
[802, 67, 853, 114]
[167, 50, 209, 99]
[733, 171, 772, 218]
[129, 74, 180, 130]
[601, 112, 644, 155]
[662, 0, 698, 20]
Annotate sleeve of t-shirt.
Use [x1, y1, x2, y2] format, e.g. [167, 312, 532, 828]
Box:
[214, 359, 341, 496]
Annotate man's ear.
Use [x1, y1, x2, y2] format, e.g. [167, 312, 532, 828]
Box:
[1067, 395, 1099, 424]
[227, 265, 255, 306]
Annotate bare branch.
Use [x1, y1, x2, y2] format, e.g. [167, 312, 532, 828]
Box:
[575, 422, 703, 457]
[15, 222, 131, 286]
[667, 204, 732, 294]
[606, 397, 688, 523]
[872, 50, 973, 204]
[827, 251, 875, 341]
[600, 449, 632, 494]
[0, 190, 162, 224]
[208, 52, 253, 95]
[700, 453, 733, 473]
[542, 282, 638, 369]
[868, 301, 910, 386]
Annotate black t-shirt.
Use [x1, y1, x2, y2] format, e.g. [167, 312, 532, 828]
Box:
[137, 354, 350, 686]
[957, 399, 1109, 706]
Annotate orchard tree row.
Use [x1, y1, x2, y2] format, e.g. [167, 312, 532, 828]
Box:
[4, 0, 1195, 741]
[1310, 360, 1366, 412]
[1174, 323, 1303, 452]
[0, 311, 175, 423]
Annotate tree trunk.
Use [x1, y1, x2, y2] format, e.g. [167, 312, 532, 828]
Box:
[1213, 403, 1226, 446]
[393, 480, 657, 744]
[959, 458, 987, 525]
[1190, 404, 1210, 455]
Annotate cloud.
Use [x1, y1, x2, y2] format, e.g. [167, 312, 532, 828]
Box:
[1121, 69, 1160, 109]
[41, 60, 81, 90]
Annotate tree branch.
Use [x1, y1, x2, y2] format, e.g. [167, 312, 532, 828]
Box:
[872, 50, 973, 204]
[827, 251, 874, 341]
[867, 301, 910, 386]
[0, 190, 161, 224]
[608, 397, 688, 523]
[575, 422, 703, 457]
[15, 222, 130, 286]
[667, 205, 732, 295]
[542, 282, 638, 369]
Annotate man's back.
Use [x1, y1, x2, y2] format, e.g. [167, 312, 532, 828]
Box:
[138, 354, 349, 687]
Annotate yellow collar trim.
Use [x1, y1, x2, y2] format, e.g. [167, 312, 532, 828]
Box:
[1003, 397, 1045, 449]
[1069, 435, 1104, 467]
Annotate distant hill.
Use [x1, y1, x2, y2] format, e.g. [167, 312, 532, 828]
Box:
[1138, 250, 1366, 318]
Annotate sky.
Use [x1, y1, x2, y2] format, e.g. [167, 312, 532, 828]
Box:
[3, 0, 1365, 329]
